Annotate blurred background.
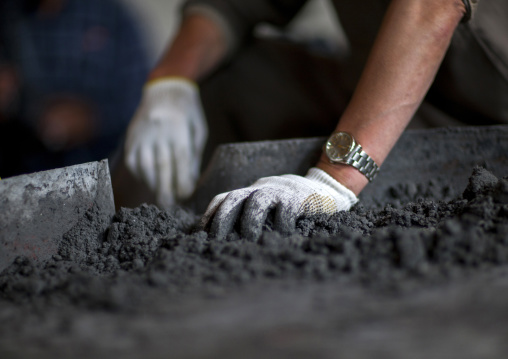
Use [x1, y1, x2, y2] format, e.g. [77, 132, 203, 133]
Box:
[120, 0, 346, 65]
[0, 0, 346, 179]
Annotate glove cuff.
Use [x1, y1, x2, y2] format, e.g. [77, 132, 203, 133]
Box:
[144, 77, 199, 103]
[141, 77, 201, 117]
[145, 76, 198, 91]
[305, 167, 358, 208]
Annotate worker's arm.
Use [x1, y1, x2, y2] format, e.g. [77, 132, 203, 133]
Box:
[149, 0, 308, 81]
[201, 0, 467, 240]
[317, 0, 466, 195]
[148, 13, 229, 82]
[124, 13, 229, 208]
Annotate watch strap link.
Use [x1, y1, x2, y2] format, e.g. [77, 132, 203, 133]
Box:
[344, 145, 379, 182]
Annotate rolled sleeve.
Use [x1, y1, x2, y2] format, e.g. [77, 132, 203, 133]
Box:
[182, 0, 307, 54]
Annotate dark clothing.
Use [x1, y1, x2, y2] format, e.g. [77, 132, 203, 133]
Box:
[0, 118, 46, 178]
[198, 37, 347, 166]
[182, 0, 508, 159]
[0, 0, 148, 174]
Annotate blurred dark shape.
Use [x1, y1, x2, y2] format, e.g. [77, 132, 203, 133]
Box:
[0, 0, 149, 178]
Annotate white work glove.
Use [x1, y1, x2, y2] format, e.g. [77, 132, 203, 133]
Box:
[125, 78, 208, 208]
[200, 167, 358, 241]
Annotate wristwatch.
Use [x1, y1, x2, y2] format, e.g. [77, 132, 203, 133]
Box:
[323, 131, 379, 182]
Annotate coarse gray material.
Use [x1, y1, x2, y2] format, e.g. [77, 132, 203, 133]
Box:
[1, 168, 508, 357]
[0, 160, 115, 273]
[2, 126, 508, 358]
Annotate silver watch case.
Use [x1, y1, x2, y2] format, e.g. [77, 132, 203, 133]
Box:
[324, 132, 379, 182]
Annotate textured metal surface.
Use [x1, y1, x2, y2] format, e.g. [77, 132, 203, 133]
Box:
[187, 125, 508, 213]
[0, 160, 115, 272]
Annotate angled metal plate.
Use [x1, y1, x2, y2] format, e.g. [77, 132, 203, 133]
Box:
[0, 160, 115, 272]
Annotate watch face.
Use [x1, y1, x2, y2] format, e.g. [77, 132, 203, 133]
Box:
[325, 132, 355, 162]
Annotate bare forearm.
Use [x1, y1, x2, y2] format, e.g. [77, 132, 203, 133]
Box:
[318, 0, 466, 195]
[148, 14, 228, 82]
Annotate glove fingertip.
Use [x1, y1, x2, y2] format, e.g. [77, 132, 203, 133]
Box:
[199, 207, 216, 232]
[156, 190, 175, 209]
[138, 147, 157, 191]
[199, 192, 228, 231]
[240, 192, 274, 242]
[210, 209, 236, 240]
[155, 143, 173, 190]
[125, 149, 137, 174]
[208, 191, 250, 240]
[274, 205, 297, 236]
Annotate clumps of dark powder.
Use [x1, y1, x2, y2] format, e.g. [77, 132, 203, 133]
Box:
[2, 166, 508, 310]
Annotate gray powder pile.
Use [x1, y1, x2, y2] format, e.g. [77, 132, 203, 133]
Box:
[1, 166, 508, 311]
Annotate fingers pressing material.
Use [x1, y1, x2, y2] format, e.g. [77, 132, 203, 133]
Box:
[274, 202, 298, 236]
[209, 189, 252, 240]
[240, 190, 276, 241]
[199, 191, 228, 230]
[200, 169, 357, 240]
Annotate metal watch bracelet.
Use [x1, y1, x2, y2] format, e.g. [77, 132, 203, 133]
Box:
[343, 144, 379, 182]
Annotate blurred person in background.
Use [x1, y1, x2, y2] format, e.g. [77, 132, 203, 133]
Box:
[0, 0, 148, 177]
[122, 0, 508, 240]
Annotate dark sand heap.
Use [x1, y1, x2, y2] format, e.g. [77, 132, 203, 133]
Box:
[2, 166, 508, 307]
[2, 165, 508, 358]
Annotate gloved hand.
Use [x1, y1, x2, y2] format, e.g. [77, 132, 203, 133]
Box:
[125, 78, 208, 208]
[200, 167, 358, 241]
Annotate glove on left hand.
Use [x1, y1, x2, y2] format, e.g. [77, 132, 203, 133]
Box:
[124, 78, 207, 208]
[200, 167, 358, 241]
